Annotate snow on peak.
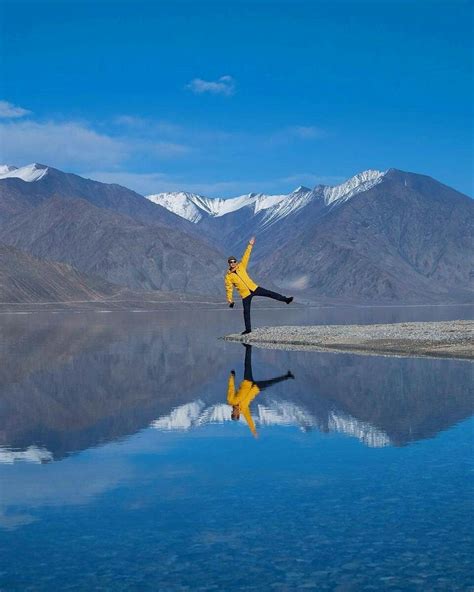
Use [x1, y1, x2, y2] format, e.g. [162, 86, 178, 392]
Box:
[0, 163, 49, 182]
[258, 187, 314, 229]
[145, 169, 387, 224]
[147, 191, 204, 223]
[146, 190, 288, 222]
[0, 164, 18, 175]
[321, 169, 386, 205]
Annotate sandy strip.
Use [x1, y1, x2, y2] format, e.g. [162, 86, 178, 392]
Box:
[223, 320, 474, 360]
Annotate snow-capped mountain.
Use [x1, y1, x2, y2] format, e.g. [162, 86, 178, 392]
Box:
[146, 170, 386, 225]
[1, 162, 471, 303]
[150, 398, 391, 447]
[0, 162, 227, 295]
[147, 189, 289, 223]
[0, 163, 49, 182]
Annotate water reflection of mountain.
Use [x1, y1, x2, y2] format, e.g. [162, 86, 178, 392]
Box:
[151, 399, 392, 447]
[0, 314, 235, 460]
[268, 349, 473, 446]
[1, 313, 472, 461]
[151, 347, 473, 447]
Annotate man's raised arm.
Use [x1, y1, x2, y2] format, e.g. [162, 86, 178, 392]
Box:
[240, 237, 256, 270]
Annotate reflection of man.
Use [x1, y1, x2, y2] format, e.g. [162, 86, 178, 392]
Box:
[227, 344, 294, 437]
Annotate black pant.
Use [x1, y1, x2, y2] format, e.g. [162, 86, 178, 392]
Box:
[243, 344, 291, 390]
[242, 286, 287, 332]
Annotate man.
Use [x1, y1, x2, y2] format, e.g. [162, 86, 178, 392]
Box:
[227, 344, 294, 437]
[225, 236, 293, 335]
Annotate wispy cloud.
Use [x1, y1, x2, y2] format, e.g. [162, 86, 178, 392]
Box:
[114, 115, 184, 137]
[0, 100, 31, 119]
[0, 120, 128, 168]
[186, 75, 236, 96]
[0, 119, 191, 169]
[0, 108, 331, 196]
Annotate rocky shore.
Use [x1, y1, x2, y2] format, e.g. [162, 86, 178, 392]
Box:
[223, 320, 474, 360]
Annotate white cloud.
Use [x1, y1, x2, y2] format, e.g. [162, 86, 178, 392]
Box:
[0, 120, 191, 169]
[0, 100, 31, 119]
[186, 75, 236, 96]
[0, 120, 127, 168]
[114, 116, 184, 136]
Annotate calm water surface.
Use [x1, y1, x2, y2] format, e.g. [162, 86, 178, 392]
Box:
[0, 305, 473, 591]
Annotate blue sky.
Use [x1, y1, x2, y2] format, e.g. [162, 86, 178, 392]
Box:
[0, 0, 472, 196]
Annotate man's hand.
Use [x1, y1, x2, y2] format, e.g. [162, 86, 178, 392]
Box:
[249, 237, 256, 245]
[229, 302, 235, 308]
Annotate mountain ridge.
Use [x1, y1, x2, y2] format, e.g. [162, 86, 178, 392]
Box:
[146, 169, 387, 223]
[0, 163, 472, 303]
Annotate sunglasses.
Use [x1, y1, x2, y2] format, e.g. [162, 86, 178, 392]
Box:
[228, 260, 237, 264]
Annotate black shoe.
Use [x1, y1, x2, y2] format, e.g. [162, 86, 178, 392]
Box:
[285, 296, 294, 304]
[241, 330, 252, 335]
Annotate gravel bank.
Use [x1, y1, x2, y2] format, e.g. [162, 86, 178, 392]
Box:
[223, 320, 474, 360]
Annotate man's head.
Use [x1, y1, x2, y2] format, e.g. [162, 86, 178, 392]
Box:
[228, 256, 238, 271]
[231, 405, 240, 420]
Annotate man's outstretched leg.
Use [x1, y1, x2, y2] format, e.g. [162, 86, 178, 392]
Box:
[254, 286, 293, 304]
[242, 294, 253, 334]
[255, 371, 295, 392]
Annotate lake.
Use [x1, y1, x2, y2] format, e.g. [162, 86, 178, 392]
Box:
[0, 305, 473, 591]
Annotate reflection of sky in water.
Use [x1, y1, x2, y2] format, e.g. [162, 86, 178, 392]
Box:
[0, 307, 473, 591]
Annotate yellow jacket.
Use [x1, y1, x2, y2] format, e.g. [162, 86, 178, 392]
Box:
[227, 373, 260, 437]
[224, 242, 258, 302]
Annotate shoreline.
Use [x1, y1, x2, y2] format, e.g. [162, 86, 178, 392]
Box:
[223, 320, 474, 361]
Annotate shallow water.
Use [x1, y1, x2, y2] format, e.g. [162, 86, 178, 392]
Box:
[0, 305, 473, 591]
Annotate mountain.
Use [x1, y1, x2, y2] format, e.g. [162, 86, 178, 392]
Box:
[0, 163, 200, 231]
[0, 313, 235, 460]
[147, 169, 474, 303]
[147, 188, 290, 223]
[0, 242, 118, 303]
[253, 169, 473, 302]
[0, 196, 225, 293]
[0, 164, 227, 294]
[1, 163, 472, 303]
[146, 170, 385, 243]
[147, 170, 385, 226]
